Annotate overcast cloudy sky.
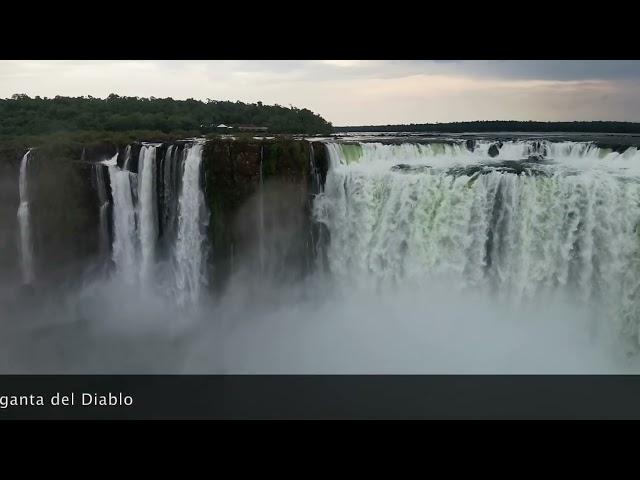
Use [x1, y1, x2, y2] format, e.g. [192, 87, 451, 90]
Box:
[2, 60, 640, 125]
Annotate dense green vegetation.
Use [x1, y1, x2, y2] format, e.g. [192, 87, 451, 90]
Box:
[0, 130, 195, 164]
[5, 93, 639, 140]
[336, 121, 640, 134]
[0, 94, 333, 136]
[0, 129, 191, 150]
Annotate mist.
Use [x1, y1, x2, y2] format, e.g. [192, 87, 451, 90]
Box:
[1, 183, 638, 374]
[2, 137, 640, 374]
[0, 264, 636, 374]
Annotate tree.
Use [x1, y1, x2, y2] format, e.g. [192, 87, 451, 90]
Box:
[0, 94, 333, 135]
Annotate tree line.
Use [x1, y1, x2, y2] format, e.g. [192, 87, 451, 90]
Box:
[335, 121, 640, 134]
[0, 94, 333, 135]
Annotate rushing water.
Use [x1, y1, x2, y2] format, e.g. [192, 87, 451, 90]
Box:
[17, 151, 34, 285]
[138, 145, 158, 284]
[105, 142, 208, 305]
[7, 136, 640, 373]
[258, 145, 265, 274]
[160, 144, 182, 250]
[122, 144, 132, 171]
[314, 140, 640, 352]
[174, 143, 208, 306]
[95, 156, 115, 261]
[108, 164, 138, 284]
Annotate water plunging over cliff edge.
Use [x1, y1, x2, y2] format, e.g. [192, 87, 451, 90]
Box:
[105, 141, 208, 306]
[174, 143, 208, 306]
[7, 136, 640, 373]
[17, 150, 34, 285]
[313, 140, 640, 351]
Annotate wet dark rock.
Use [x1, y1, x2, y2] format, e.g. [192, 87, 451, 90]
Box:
[465, 139, 476, 152]
[308, 141, 329, 195]
[82, 143, 118, 162]
[392, 163, 412, 170]
[26, 148, 102, 285]
[447, 165, 488, 177]
[359, 139, 457, 147]
[528, 141, 547, 157]
[118, 143, 143, 173]
[203, 138, 319, 291]
[447, 160, 549, 178]
[493, 160, 549, 176]
[488, 144, 501, 157]
[0, 135, 329, 292]
[391, 164, 431, 173]
[0, 149, 21, 279]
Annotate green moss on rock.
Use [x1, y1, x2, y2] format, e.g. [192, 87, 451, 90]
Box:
[203, 137, 317, 290]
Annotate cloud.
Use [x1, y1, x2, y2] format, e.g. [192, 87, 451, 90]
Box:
[1, 60, 640, 125]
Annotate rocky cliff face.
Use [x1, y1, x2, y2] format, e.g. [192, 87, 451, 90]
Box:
[0, 137, 329, 290]
[11, 141, 120, 286]
[0, 145, 24, 284]
[203, 138, 328, 290]
[28, 149, 103, 285]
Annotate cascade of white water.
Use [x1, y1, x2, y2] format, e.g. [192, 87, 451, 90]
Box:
[314, 140, 640, 346]
[122, 145, 132, 171]
[174, 143, 208, 306]
[95, 155, 116, 258]
[17, 150, 34, 285]
[258, 144, 265, 274]
[108, 164, 138, 284]
[161, 145, 175, 239]
[323, 140, 640, 175]
[137, 145, 158, 284]
[106, 141, 209, 303]
[162, 145, 187, 250]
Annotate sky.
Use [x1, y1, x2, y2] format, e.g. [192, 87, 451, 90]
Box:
[1, 60, 640, 126]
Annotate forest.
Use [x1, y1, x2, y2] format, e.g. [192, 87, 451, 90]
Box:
[0, 94, 333, 136]
[335, 121, 640, 134]
[5, 95, 640, 138]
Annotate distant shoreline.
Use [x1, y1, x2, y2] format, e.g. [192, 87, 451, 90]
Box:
[329, 131, 640, 149]
[334, 121, 640, 135]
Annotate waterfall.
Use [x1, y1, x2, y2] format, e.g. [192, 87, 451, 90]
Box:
[160, 145, 175, 238]
[309, 142, 322, 194]
[106, 141, 208, 302]
[122, 145, 132, 171]
[308, 142, 328, 273]
[108, 164, 138, 284]
[95, 157, 115, 259]
[174, 143, 208, 306]
[137, 145, 158, 284]
[258, 144, 265, 273]
[314, 140, 640, 346]
[161, 144, 183, 250]
[17, 150, 34, 285]
[321, 140, 640, 173]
